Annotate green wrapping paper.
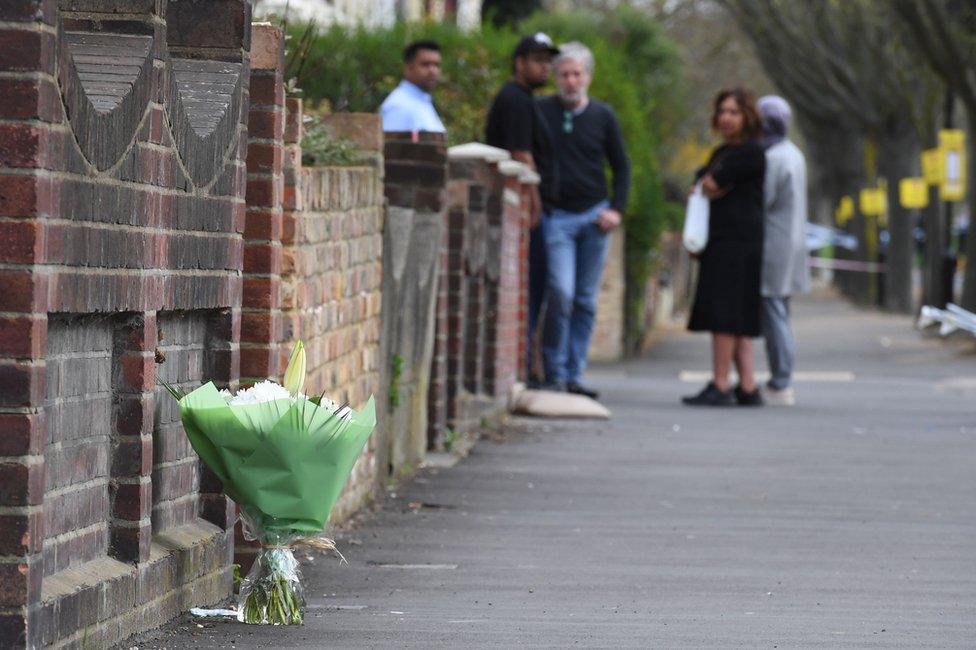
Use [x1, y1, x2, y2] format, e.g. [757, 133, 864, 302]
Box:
[172, 377, 376, 625]
[179, 382, 376, 533]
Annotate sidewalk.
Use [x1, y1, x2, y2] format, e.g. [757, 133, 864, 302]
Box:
[132, 293, 976, 648]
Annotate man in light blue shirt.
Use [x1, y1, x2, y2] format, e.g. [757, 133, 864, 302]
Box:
[380, 40, 446, 133]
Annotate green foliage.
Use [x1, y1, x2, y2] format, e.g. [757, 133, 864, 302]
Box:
[389, 354, 404, 409]
[292, 21, 517, 146]
[443, 427, 459, 453]
[482, 0, 544, 27]
[300, 117, 361, 167]
[660, 199, 686, 232]
[290, 8, 683, 351]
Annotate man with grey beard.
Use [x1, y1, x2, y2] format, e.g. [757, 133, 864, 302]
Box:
[536, 42, 631, 399]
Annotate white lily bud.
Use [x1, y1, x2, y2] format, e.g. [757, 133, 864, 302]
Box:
[283, 341, 307, 397]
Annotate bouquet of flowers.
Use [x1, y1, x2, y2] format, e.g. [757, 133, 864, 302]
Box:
[162, 342, 376, 625]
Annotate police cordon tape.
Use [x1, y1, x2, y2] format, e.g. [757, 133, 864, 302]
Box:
[807, 257, 887, 273]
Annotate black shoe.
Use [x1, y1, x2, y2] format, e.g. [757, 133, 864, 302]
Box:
[734, 385, 764, 406]
[682, 382, 735, 406]
[540, 381, 566, 393]
[527, 374, 545, 390]
[567, 382, 599, 400]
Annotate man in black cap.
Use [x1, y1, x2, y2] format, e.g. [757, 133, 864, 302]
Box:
[485, 33, 560, 387]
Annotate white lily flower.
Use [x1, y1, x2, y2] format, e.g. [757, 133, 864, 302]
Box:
[229, 380, 293, 405]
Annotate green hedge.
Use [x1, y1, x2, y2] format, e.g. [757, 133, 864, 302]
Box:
[290, 9, 682, 352]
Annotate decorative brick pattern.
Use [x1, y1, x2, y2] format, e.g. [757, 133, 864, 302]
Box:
[0, 2, 247, 647]
[2, 5, 556, 649]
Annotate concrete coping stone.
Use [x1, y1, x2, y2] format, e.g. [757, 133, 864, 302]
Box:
[519, 168, 541, 185]
[448, 142, 510, 163]
[497, 159, 526, 177]
[250, 22, 284, 71]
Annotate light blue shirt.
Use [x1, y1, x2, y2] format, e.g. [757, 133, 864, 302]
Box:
[380, 80, 446, 133]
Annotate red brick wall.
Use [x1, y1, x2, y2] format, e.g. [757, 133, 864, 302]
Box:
[242, 24, 284, 386]
[282, 112, 384, 522]
[0, 2, 249, 647]
[236, 71, 385, 573]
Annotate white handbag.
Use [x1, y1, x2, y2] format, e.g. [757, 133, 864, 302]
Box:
[682, 182, 709, 254]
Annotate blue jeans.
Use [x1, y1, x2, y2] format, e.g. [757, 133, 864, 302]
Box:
[541, 201, 611, 385]
[761, 296, 795, 389]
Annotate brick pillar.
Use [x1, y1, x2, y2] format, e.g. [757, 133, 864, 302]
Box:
[442, 144, 510, 428]
[241, 23, 284, 386]
[444, 170, 470, 431]
[235, 22, 286, 574]
[1, 0, 250, 645]
[516, 167, 538, 381]
[482, 160, 527, 398]
[0, 1, 55, 644]
[109, 314, 156, 563]
[428, 190, 451, 448]
[382, 132, 446, 463]
[463, 177, 488, 395]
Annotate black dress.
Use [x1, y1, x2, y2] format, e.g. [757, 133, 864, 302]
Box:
[688, 140, 765, 337]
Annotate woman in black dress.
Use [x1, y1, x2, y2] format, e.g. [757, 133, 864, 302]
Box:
[683, 88, 765, 406]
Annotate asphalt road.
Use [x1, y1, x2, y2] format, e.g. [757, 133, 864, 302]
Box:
[132, 293, 976, 648]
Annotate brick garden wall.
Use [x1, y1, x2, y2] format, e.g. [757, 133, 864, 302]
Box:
[234, 38, 385, 572]
[0, 4, 626, 646]
[279, 110, 384, 523]
[0, 1, 251, 647]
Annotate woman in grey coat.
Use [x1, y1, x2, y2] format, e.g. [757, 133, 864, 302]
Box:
[757, 95, 810, 406]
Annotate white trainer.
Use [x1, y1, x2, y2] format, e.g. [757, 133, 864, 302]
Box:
[762, 386, 795, 406]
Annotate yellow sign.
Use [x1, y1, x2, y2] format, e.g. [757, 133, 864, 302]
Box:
[939, 129, 966, 202]
[899, 177, 928, 209]
[922, 148, 943, 185]
[835, 195, 854, 226]
[939, 129, 965, 149]
[859, 187, 886, 217]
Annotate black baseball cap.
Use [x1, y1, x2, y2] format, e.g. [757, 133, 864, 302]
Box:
[513, 32, 560, 59]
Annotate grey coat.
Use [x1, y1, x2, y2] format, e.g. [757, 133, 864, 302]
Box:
[762, 140, 811, 297]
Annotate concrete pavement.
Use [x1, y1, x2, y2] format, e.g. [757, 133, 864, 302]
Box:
[131, 292, 976, 648]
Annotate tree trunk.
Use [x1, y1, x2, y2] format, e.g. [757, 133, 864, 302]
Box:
[922, 184, 946, 307]
[879, 127, 921, 313]
[961, 105, 976, 310]
[800, 122, 866, 301]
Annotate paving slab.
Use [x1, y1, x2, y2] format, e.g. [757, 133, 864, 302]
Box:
[128, 293, 976, 648]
